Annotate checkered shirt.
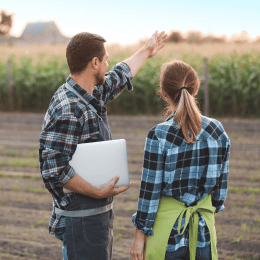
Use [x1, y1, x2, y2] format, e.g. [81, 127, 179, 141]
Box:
[39, 62, 133, 234]
[132, 111, 230, 252]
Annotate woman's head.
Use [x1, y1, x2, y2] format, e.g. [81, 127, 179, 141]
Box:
[159, 59, 202, 144]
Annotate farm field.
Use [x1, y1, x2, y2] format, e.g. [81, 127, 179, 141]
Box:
[0, 112, 260, 260]
[1, 42, 260, 63]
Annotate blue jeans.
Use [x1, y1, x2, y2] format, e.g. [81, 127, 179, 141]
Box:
[165, 244, 211, 260]
[55, 232, 67, 260]
[54, 192, 114, 260]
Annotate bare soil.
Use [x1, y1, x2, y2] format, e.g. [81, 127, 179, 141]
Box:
[0, 112, 260, 260]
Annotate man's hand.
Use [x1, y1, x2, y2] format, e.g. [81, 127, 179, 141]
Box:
[145, 30, 168, 58]
[123, 30, 168, 77]
[63, 172, 131, 199]
[94, 175, 131, 199]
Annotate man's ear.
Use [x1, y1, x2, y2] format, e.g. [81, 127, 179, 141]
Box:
[90, 57, 99, 70]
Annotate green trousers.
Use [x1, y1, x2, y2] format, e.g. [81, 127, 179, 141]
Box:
[145, 194, 217, 260]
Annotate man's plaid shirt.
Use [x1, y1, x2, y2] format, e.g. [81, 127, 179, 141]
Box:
[132, 111, 230, 252]
[39, 62, 133, 234]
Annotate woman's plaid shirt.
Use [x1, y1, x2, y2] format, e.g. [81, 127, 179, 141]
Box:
[132, 112, 230, 252]
[39, 62, 133, 234]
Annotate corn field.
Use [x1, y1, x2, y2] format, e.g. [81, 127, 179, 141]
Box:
[0, 43, 259, 118]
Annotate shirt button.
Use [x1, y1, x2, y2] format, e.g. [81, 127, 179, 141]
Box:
[148, 231, 153, 236]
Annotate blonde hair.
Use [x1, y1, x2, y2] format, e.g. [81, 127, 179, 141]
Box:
[159, 59, 202, 144]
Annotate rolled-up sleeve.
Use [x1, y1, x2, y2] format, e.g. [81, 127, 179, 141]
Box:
[132, 127, 165, 236]
[97, 62, 133, 104]
[212, 139, 230, 213]
[40, 113, 82, 200]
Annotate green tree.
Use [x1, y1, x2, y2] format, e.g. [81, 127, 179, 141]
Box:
[167, 31, 183, 43]
[0, 10, 13, 36]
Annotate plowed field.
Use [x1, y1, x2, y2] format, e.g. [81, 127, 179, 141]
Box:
[0, 112, 260, 260]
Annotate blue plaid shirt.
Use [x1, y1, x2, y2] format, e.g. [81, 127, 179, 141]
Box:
[132, 111, 230, 252]
[39, 62, 133, 234]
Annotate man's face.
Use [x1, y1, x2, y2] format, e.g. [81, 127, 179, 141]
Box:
[95, 46, 109, 86]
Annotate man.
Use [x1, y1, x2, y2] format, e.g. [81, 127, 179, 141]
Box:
[39, 30, 167, 260]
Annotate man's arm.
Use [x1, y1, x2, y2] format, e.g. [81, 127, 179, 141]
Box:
[40, 113, 131, 201]
[96, 31, 167, 105]
[123, 30, 168, 77]
[63, 172, 131, 199]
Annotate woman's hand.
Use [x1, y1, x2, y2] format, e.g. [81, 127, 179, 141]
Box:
[131, 228, 147, 260]
[131, 238, 146, 260]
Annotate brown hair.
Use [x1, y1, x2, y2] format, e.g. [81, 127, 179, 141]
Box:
[159, 59, 202, 144]
[66, 32, 106, 75]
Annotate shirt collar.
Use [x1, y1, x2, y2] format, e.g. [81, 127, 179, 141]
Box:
[66, 76, 104, 115]
[166, 110, 176, 121]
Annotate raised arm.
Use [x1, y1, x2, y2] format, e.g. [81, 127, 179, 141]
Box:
[123, 30, 168, 77]
[96, 31, 167, 105]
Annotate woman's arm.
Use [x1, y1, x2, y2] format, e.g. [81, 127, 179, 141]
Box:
[131, 126, 165, 259]
[130, 228, 147, 260]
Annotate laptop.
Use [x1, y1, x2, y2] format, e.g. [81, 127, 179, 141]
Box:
[64, 139, 129, 192]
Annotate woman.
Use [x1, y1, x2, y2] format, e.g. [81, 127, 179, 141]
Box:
[130, 59, 230, 260]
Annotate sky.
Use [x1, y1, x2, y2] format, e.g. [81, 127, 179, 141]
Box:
[2, 0, 260, 45]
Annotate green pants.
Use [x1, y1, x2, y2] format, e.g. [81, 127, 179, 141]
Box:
[145, 194, 217, 260]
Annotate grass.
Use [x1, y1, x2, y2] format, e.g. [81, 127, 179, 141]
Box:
[131, 181, 141, 187]
[9, 159, 39, 168]
[8, 184, 47, 193]
[0, 160, 7, 165]
[12, 184, 19, 190]
[228, 186, 260, 194]
[4, 150, 18, 157]
[1, 158, 38, 168]
[244, 195, 256, 207]
[229, 236, 242, 244]
[25, 186, 47, 193]
[37, 214, 47, 225]
[23, 151, 39, 158]
[0, 171, 41, 180]
[126, 202, 137, 210]
[249, 176, 260, 182]
[241, 223, 250, 232]
[114, 231, 123, 241]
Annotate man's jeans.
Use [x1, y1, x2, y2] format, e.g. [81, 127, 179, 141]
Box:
[165, 244, 211, 260]
[55, 233, 67, 260]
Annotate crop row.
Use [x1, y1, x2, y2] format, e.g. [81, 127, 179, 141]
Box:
[0, 53, 259, 117]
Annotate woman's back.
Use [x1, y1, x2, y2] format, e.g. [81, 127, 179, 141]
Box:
[131, 59, 231, 260]
[132, 111, 230, 252]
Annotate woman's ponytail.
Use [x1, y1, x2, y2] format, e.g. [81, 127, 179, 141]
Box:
[159, 59, 202, 144]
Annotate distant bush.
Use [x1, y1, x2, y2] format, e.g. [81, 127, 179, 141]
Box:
[186, 31, 204, 44]
[167, 31, 183, 43]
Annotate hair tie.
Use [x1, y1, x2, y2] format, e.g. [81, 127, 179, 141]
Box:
[180, 86, 187, 91]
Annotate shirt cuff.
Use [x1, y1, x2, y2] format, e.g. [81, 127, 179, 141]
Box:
[117, 62, 134, 92]
[132, 212, 153, 236]
[215, 205, 225, 213]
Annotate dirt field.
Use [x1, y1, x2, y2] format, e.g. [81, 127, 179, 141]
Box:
[0, 112, 260, 260]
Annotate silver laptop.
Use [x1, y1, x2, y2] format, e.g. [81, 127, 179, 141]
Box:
[65, 139, 129, 192]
